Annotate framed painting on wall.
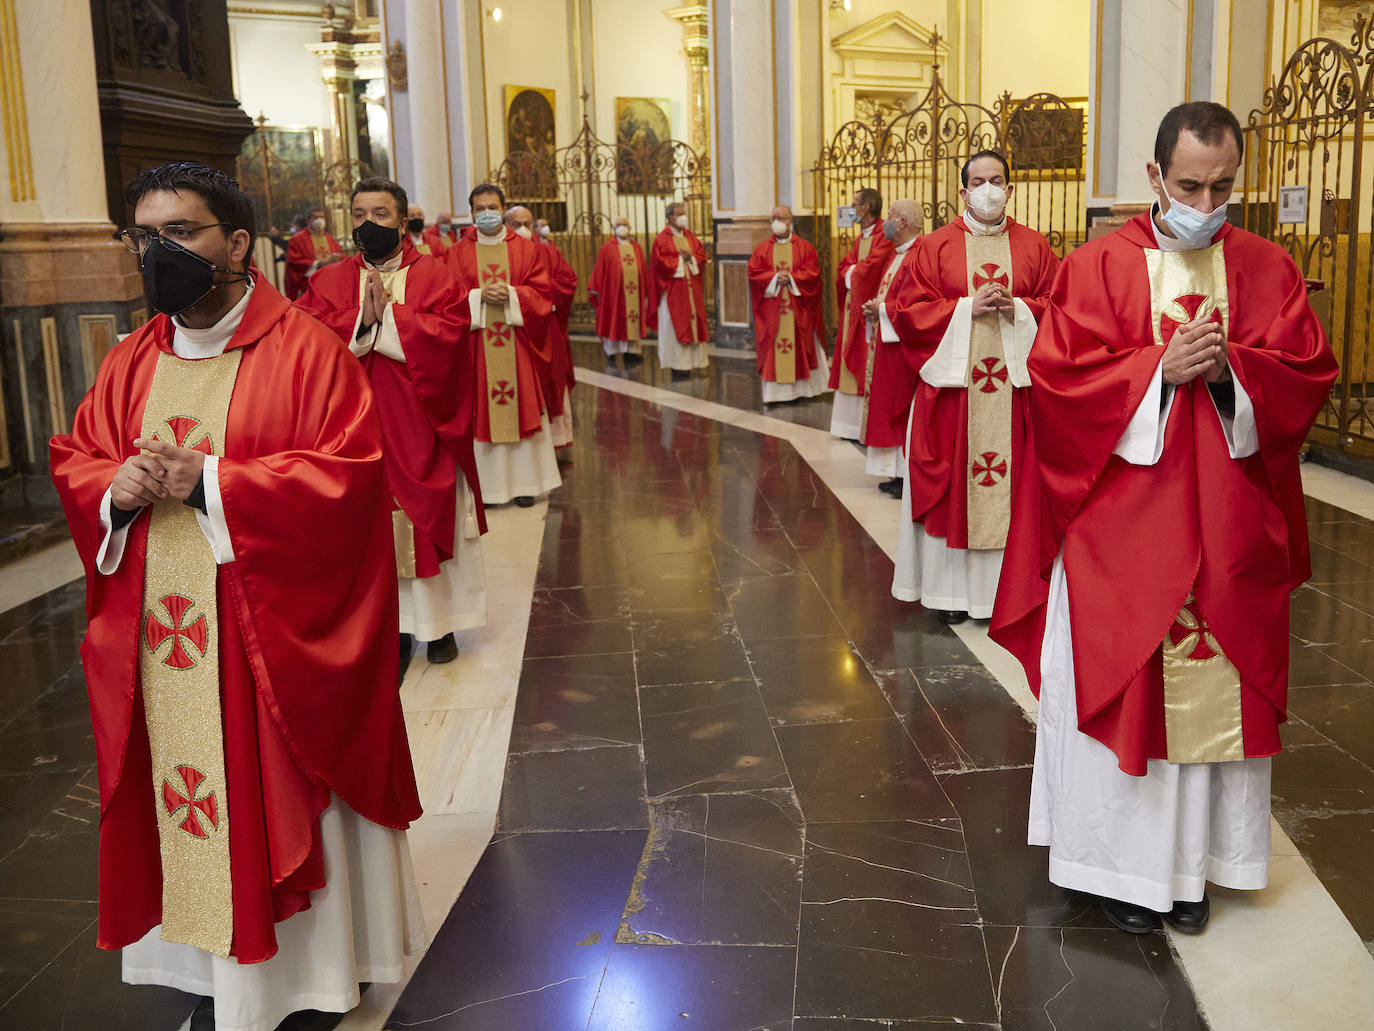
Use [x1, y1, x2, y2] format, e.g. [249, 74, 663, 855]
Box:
[615, 96, 673, 195]
[505, 85, 557, 159]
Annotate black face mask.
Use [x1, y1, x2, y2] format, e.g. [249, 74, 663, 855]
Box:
[140, 235, 244, 316]
[405, 217, 425, 234]
[353, 219, 402, 263]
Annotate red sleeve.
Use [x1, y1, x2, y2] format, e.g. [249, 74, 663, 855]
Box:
[294, 258, 363, 340]
[746, 241, 774, 291]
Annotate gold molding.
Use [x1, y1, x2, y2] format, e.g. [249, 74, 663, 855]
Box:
[78, 314, 119, 391]
[0, 0, 35, 203]
[40, 317, 65, 436]
[12, 320, 34, 464]
[1092, 0, 1110, 199]
[1184, 0, 1195, 101]
[0, 338, 9, 471]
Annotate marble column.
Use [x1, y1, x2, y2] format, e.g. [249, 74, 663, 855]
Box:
[1089, 0, 1216, 227]
[666, 2, 710, 159]
[0, 0, 141, 484]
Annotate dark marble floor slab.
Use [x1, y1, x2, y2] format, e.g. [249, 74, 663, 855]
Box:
[497, 745, 648, 833]
[746, 635, 892, 726]
[879, 665, 1038, 774]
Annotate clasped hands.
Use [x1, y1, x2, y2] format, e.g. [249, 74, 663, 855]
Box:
[361, 270, 393, 328]
[971, 283, 1016, 320]
[110, 437, 205, 511]
[1162, 316, 1231, 385]
[480, 280, 510, 308]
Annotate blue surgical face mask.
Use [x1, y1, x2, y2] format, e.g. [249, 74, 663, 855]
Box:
[1159, 181, 1228, 248]
[882, 218, 900, 241]
[474, 209, 504, 234]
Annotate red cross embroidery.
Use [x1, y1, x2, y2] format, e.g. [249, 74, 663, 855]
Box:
[483, 264, 508, 285]
[487, 324, 513, 348]
[777, 258, 791, 270]
[971, 357, 1009, 393]
[626, 280, 638, 295]
[491, 380, 515, 405]
[971, 451, 1008, 486]
[144, 594, 208, 670]
[1168, 599, 1221, 661]
[972, 263, 1009, 290]
[1160, 293, 1222, 344]
[153, 416, 213, 455]
[776, 336, 794, 354]
[162, 764, 219, 838]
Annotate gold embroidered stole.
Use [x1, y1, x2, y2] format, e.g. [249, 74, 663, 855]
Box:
[139, 347, 244, 957]
[771, 240, 797, 384]
[415, 242, 431, 255]
[672, 234, 702, 344]
[859, 249, 907, 439]
[357, 264, 420, 577]
[837, 234, 875, 395]
[311, 234, 332, 262]
[1145, 241, 1242, 763]
[964, 233, 1015, 550]
[479, 242, 520, 443]
[619, 242, 642, 343]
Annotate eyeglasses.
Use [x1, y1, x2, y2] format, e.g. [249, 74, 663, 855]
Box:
[116, 223, 232, 254]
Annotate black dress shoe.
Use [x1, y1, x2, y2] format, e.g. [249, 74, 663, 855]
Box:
[625, 352, 643, 366]
[426, 633, 458, 664]
[670, 368, 691, 380]
[936, 609, 968, 625]
[273, 1008, 346, 1031]
[191, 997, 214, 1031]
[1163, 894, 1210, 934]
[878, 477, 904, 497]
[513, 495, 536, 508]
[398, 632, 414, 684]
[1100, 896, 1160, 935]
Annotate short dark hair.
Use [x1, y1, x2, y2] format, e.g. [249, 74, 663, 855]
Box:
[351, 176, 407, 216]
[961, 150, 1010, 187]
[854, 188, 882, 218]
[666, 201, 683, 219]
[1155, 102, 1244, 176]
[469, 183, 505, 208]
[291, 213, 307, 228]
[124, 161, 256, 250]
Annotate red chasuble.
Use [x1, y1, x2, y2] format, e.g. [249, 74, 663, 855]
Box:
[830, 226, 895, 395]
[746, 235, 823, 383]
[49, 276, 421, 961]
[990, 214, 1338, 775]
[295, 241, 486, 578]
[589, 237, 651, 339]
[422, 225, 451, 256]
[537, 239, 579, 420]
[861, 243, 922, 448]
[446, 228, 553, 442]
[885, 219, 1058, 548]
[283, 230, 342, 300]
[649, 227, 709, 343]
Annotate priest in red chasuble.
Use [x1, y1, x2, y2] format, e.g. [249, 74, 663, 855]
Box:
[446, 183, 561, 507]
[990, 104, 1338, 936]
[283, 205, 343, 299]
[589, 215, 651, 366]
[423, 211, 455, 256]
[649, 200, 709, 377]
[507, 206, 578, 450]
[49, 164, 423, 1031]
[882, 151, 1059, 625]
[296, 176, 486, 669]
[830, 187, 895, 440]
[859, 198, 925, 497]
[405, 203, 438, 255]
[747, 205, 829, 403]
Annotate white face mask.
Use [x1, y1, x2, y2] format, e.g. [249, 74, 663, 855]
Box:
[615, 224, 630, 239]
[965, 182, 1008, 223]
[514, 225, 533, 240]
[310, 217, 326, 233]
[1159, 180, 1228, 248]
[674, 214, 689, 230]
[539, 225, 551, 239]
[770, 219, 789, 237]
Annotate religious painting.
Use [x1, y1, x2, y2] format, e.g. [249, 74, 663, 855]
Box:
[505, 85, 557, 159]
[855, 91, 915, 128]
[1320, 1, 1374, 39]
[1004, 99, 1086, 177]
[235, 127, 325, 234]
[616, 97, 673, 195]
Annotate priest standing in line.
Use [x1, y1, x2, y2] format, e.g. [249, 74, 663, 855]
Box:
[992, 103, 1337, 936]
[859, 197, 924, 497]
[589, 215, 651, 368]
[447, 183, 561, 508]
[508, 206, 578, 451]
[297, 176, 486, 669]
[650, 201, 709, 379]
[50, 162, 423, 1031]
[883, 150, 1058, 624]
[423, 212, 455, 256]
[283, 205, 343, 299]
[830, 187, 895, 440]
[405, 204, 436, 255]
[746, 205, 830, 403]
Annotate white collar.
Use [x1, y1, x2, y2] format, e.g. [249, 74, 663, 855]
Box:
[366, 249, 405, 272]
[173, 282, 253, 359]
[773, 233, 793, 244]
[1149, 202, 1201, 251]
[860, 222, 876, 238]
[962, 211, 1007, 236]
[476, 229, 505, 246]
[408, 233, 424, 245]
[895, 235, 917, 254]
[669, 225, 684, 236]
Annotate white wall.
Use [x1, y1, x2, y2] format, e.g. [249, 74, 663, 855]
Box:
[228, 13, 332, 128]
[980, 0, 1090, 105]
[589, 0, 688, 143]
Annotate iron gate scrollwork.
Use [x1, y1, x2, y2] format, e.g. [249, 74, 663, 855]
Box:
[491, 116, 712, 334]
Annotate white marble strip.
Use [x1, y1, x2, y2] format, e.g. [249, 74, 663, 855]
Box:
[576, 366, 1374, 1031]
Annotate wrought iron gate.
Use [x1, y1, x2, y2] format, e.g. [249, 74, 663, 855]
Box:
[1240, 21, 1374, 449]
[491, 116, 712, 334]
[811, 61, 1086, 333]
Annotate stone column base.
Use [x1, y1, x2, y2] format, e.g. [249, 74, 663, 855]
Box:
[0, 221, 144, 479]
[711, 215, 773, 351]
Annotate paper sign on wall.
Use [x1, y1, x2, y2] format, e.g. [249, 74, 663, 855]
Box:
[1279, 185, 1308, 224]
[837, 205, 857, 228]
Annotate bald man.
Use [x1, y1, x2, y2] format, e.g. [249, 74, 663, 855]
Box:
[590, 215, 651, 367]
[746, 206, 829, 402]
[507, 206, 578, 449]
[861, 198, 925, 496]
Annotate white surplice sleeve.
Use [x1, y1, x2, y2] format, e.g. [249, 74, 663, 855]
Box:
[1113, 363, 1176, 466]
[1207, 363, 1258, 459]
[95, 489, 134, 575]
[196, 456, 235, 564]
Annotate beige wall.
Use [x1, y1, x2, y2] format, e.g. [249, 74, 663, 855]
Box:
[980, 0, 1090, 106]
[228, 10, 332, 129]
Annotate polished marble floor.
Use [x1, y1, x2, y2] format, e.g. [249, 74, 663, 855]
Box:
[4, 343, 1374, 1029]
